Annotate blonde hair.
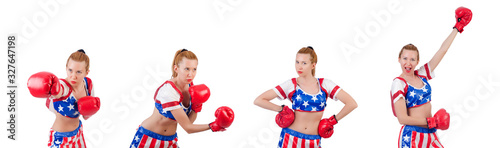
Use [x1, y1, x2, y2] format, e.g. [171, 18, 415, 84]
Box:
[297, 46, 318, 76]
[66, 49, 90, 71]
[171, 49, 198, 78]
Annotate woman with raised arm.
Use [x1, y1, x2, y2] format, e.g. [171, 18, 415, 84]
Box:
[390, 7, 472, 148]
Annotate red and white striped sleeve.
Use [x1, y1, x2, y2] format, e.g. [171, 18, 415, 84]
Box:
[391, 78, 407, 104]
[273, 79, 294, 100]
[322, 79, 342, 101]
[155, 82, 182, 111]
[415, 63, 435, 80]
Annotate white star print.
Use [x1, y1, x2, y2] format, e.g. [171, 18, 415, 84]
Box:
[403, 145, 409, 148]
[409, 91, 416, 97]
[303, 101, 309, 108]
[296, 95, 302, 101]
[318, 91, 323, 96]
[412, 103, 416, 106]
[422, 87, 428, 93]
[403, 135, 410, 142]
[426, 98, 430, 102]
[58, 105, 64, 112]
[419, 95, 423, 100]
[135, 135, 140, 141]
[311, 107, 317, 111]
[319, 102, 325, 107]
[73, 111, 79, 116]
[55, 140, 61, 144]
[68, 104, 75, 111]
[311, 96, 318, 102]
[131, 145, 136, 148]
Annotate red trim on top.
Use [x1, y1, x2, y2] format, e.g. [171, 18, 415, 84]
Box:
[407, 101, 431, 108]
[424, 63, 432, 80]
[295, 109, 324, 112]
[318, 78, 330, 98]
[288, 78, 298, 100]
[392, 77, 408, 117]
[275, 86, 287, 99]
[85, 77, 93, 96]
[330, 86, 340, 99]
[153, 80, 183, 107]
[391, 90, 405, 100]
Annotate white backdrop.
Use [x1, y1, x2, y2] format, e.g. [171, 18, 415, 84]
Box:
[1, 0, 499, 147]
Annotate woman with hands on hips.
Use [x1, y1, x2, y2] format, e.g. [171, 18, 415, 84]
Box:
[254, 46, 357, 148]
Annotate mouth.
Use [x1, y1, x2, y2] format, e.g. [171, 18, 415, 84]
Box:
[404, 67, 412, 73]
[187, 79, 193, 82]
[297, 71, 303, 74]
[71, 81, 77, 84]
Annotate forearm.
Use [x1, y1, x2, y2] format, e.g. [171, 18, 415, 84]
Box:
[429, 29, 459, 71]
[334, 90, 357, 121]
[397, 115, 428, 126]
[188, 112, 197, 123]
[335, 101, 357, 121]
[181, 123, 211, 134]
[254, 89, 282, 112]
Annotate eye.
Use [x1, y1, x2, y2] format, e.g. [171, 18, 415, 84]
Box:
[403, 57, 407, 60]
[68, 69, 72, 72]
[411, 58, 415, 61]
[295, 61, 299, 64]
[77, 71, 82, 74]
[302, 62, 307, 65]
[193, 68, 197, 71]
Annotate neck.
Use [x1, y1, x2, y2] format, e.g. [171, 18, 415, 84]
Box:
[400, 72, 416, 80]
[172, 77, 188, 90]
[298, 74, 316, 83]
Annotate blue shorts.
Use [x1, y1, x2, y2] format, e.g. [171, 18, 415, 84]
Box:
[399, 125, 443, 148]
[130, 126, 179, 148]
[47, 120, 86, 148]
[278, 128, 322, 148]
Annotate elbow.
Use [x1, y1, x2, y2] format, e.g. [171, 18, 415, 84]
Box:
[351, 102, 358, 110]
[253, 98, 261, 106]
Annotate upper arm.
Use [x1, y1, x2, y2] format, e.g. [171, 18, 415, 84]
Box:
[394, 97, 409, 118]
[255, 89, 279, 103]
[335, 89, 356, 107]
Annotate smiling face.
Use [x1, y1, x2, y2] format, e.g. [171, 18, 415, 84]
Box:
[295, 53, 316, 77]
[398, 49, 419, 75]
[173, 57, 198, 84]
[66, 59, 89, 88]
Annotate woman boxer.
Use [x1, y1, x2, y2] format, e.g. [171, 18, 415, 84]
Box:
[254, 46, 357, 148]
[129, 49, 235, 148]
[27, 49, 101, 148]
[390, 7, 472, 148]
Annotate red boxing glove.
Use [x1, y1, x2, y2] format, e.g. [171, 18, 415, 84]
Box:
[78, 96, 100, 120]
[318, 115, 338, 138]
[209, 106, 235, 132]
[27, 72, 61, 98]
[275, 105, 295, 128]
[427, 108, 450, 130]
[189, 84, 211, 112]
[454, 6, 473, 33]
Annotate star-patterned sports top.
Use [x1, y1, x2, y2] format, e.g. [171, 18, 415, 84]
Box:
[153, 80, 192, 121]
[390, 63, 435, 117]
[273, 78, 341, 112]
[46, 77, 94, 118]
